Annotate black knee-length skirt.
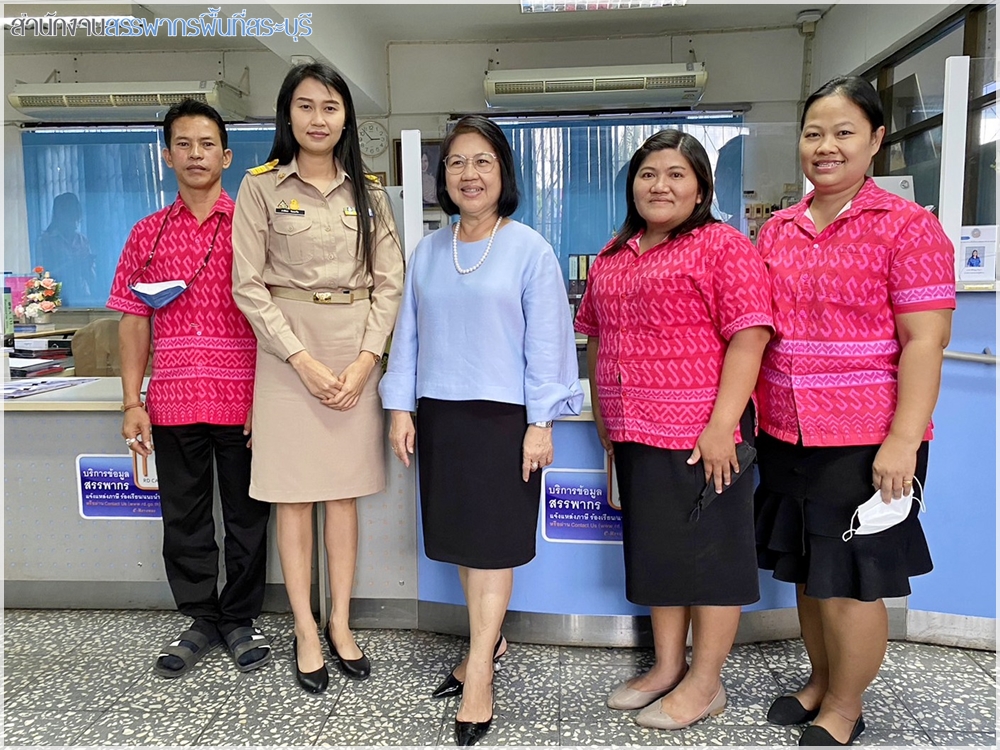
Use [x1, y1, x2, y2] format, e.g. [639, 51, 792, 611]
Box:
[754, 431, 933, 601]
[613, 408, 760, 607]
[416, 398, 541, 569]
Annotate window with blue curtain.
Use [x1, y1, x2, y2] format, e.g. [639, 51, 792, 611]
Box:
[496, 114, 746, 280]
[21, 124, 276, 308]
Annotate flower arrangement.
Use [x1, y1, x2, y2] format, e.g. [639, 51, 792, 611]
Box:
[15, 266, 62, 320]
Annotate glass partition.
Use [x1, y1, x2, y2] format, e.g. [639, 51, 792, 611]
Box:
[887, 25, 965, 132]
[20, 125, 275, 308]
[965, 56, 997, 228]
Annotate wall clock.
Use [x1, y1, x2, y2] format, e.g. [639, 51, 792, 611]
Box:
[358, 120, 389, 157]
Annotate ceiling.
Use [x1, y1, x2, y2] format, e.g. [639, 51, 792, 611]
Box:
[361, 2, 832, 43]
[5, 2, 835, 54]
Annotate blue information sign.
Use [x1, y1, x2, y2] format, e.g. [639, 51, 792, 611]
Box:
[77, 454, 161, 520]
[541, 468, 622, 544]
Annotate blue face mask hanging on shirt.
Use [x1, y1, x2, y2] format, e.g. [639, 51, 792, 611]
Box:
[128, 212, 223, 310]
[129, 280, 189, 309]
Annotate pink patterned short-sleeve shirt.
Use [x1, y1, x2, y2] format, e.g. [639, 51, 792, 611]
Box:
[575, 222, 773, 451]
[107, 192, 256, 426]
[755, 179, 956, 447]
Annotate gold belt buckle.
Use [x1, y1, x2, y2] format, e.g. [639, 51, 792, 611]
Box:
[312, 291, 339, 304]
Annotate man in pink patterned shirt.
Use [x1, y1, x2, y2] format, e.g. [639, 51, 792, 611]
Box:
[108, 100, 272, 678]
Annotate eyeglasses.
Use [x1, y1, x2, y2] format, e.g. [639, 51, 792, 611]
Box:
[443, 152, 498, 174]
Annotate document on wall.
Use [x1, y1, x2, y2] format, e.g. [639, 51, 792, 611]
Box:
[958, 225, 997, 287]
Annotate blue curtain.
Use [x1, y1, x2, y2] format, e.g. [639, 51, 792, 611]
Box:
[498, 115, 745, 279]
[21, 125, 276, 308]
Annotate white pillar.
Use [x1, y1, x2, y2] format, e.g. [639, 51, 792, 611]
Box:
[938, 55, 970, 282]
[399, 130, 426, 263]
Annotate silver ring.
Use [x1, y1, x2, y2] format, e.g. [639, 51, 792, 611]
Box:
[530, 462, 539, 469]
[125, 438, 135, 446]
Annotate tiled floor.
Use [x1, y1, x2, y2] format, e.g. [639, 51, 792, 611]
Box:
[3, 608, 996, 746]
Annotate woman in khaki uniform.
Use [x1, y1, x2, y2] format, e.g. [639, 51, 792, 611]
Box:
[232, 63, 403, 694]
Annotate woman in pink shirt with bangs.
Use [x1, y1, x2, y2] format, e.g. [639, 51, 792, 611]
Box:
[576, 130, 773, 733]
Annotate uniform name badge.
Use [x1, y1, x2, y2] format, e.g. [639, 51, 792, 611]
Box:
[275, 199, 305, 216]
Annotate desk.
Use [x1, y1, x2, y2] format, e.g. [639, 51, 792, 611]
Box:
[3, 374, 119, 409]
[14, 327, 79, 340]
[8, 359, 75, 379]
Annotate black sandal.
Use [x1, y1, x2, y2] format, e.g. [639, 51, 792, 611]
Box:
[153, 628, 221, 679]
[224, 626, 273, 673]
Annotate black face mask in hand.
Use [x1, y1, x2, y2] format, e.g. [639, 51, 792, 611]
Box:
[689, 441, 758, 522]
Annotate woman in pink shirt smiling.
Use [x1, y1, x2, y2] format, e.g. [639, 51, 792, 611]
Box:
[754, 77, 955, 746]
[576, 130, 772, 732]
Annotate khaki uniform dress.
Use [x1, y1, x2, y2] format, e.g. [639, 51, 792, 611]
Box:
[232, 156, 404, 503]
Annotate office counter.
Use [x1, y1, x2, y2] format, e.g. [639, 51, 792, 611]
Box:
[3, 378, 419, 626]
[5, 294, 996, 652]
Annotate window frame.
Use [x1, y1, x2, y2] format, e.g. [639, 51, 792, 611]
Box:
[859, 3, 996, 221]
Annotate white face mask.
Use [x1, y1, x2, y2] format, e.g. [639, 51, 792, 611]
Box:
[842, 478, 925, 542]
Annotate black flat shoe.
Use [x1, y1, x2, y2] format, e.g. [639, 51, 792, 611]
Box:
[324, 627, 371, 680]
[454, 718, 492, 746]
[767, 694, 821, 725]
[432, 633, 507, 699]
[292, 636, 329, 694]
[799, 715, 865, 746]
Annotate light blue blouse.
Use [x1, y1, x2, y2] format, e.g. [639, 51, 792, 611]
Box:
[379, 220, 583, 422]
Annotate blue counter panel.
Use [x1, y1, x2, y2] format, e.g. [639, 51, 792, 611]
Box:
[908, 292, 996, 619]
[417, 420, 797, 615]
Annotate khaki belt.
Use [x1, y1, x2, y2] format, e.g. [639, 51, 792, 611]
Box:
[269, 286, 370, 304]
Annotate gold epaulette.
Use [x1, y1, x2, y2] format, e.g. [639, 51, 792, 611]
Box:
[365, 173, 381, 184]
[247, 159, 279, 176]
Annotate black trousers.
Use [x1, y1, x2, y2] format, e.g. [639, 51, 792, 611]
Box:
[151, 423, 271, 632]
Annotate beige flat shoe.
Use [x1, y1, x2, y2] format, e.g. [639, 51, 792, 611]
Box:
[606, 666, 688, 711]
[634, 684, 726, 730]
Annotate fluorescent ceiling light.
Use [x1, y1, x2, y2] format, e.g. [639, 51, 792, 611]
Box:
[521, 0, 686, 13]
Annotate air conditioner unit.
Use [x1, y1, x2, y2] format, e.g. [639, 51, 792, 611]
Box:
[7, 80, 247, 122]
[484, 62, 707, 110]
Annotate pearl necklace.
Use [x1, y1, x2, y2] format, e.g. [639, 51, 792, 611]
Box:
[452, 216, 503, 275]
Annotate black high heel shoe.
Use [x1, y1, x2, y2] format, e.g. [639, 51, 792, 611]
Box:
[324, 626, 371, 680]
[454, 685, 494, 746]
[454, 716, 492, 747]
[432, 633, 506, 699]
[292, 636, 329, 694]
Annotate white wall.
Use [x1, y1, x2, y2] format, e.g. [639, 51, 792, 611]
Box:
[3, 49, 289, 123]
[813, 3, 963, 83]
[246, 3, 390, 112]
[388, 27, 805, 116]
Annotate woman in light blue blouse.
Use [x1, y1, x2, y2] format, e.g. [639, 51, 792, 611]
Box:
[380, 115, 582, 746]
